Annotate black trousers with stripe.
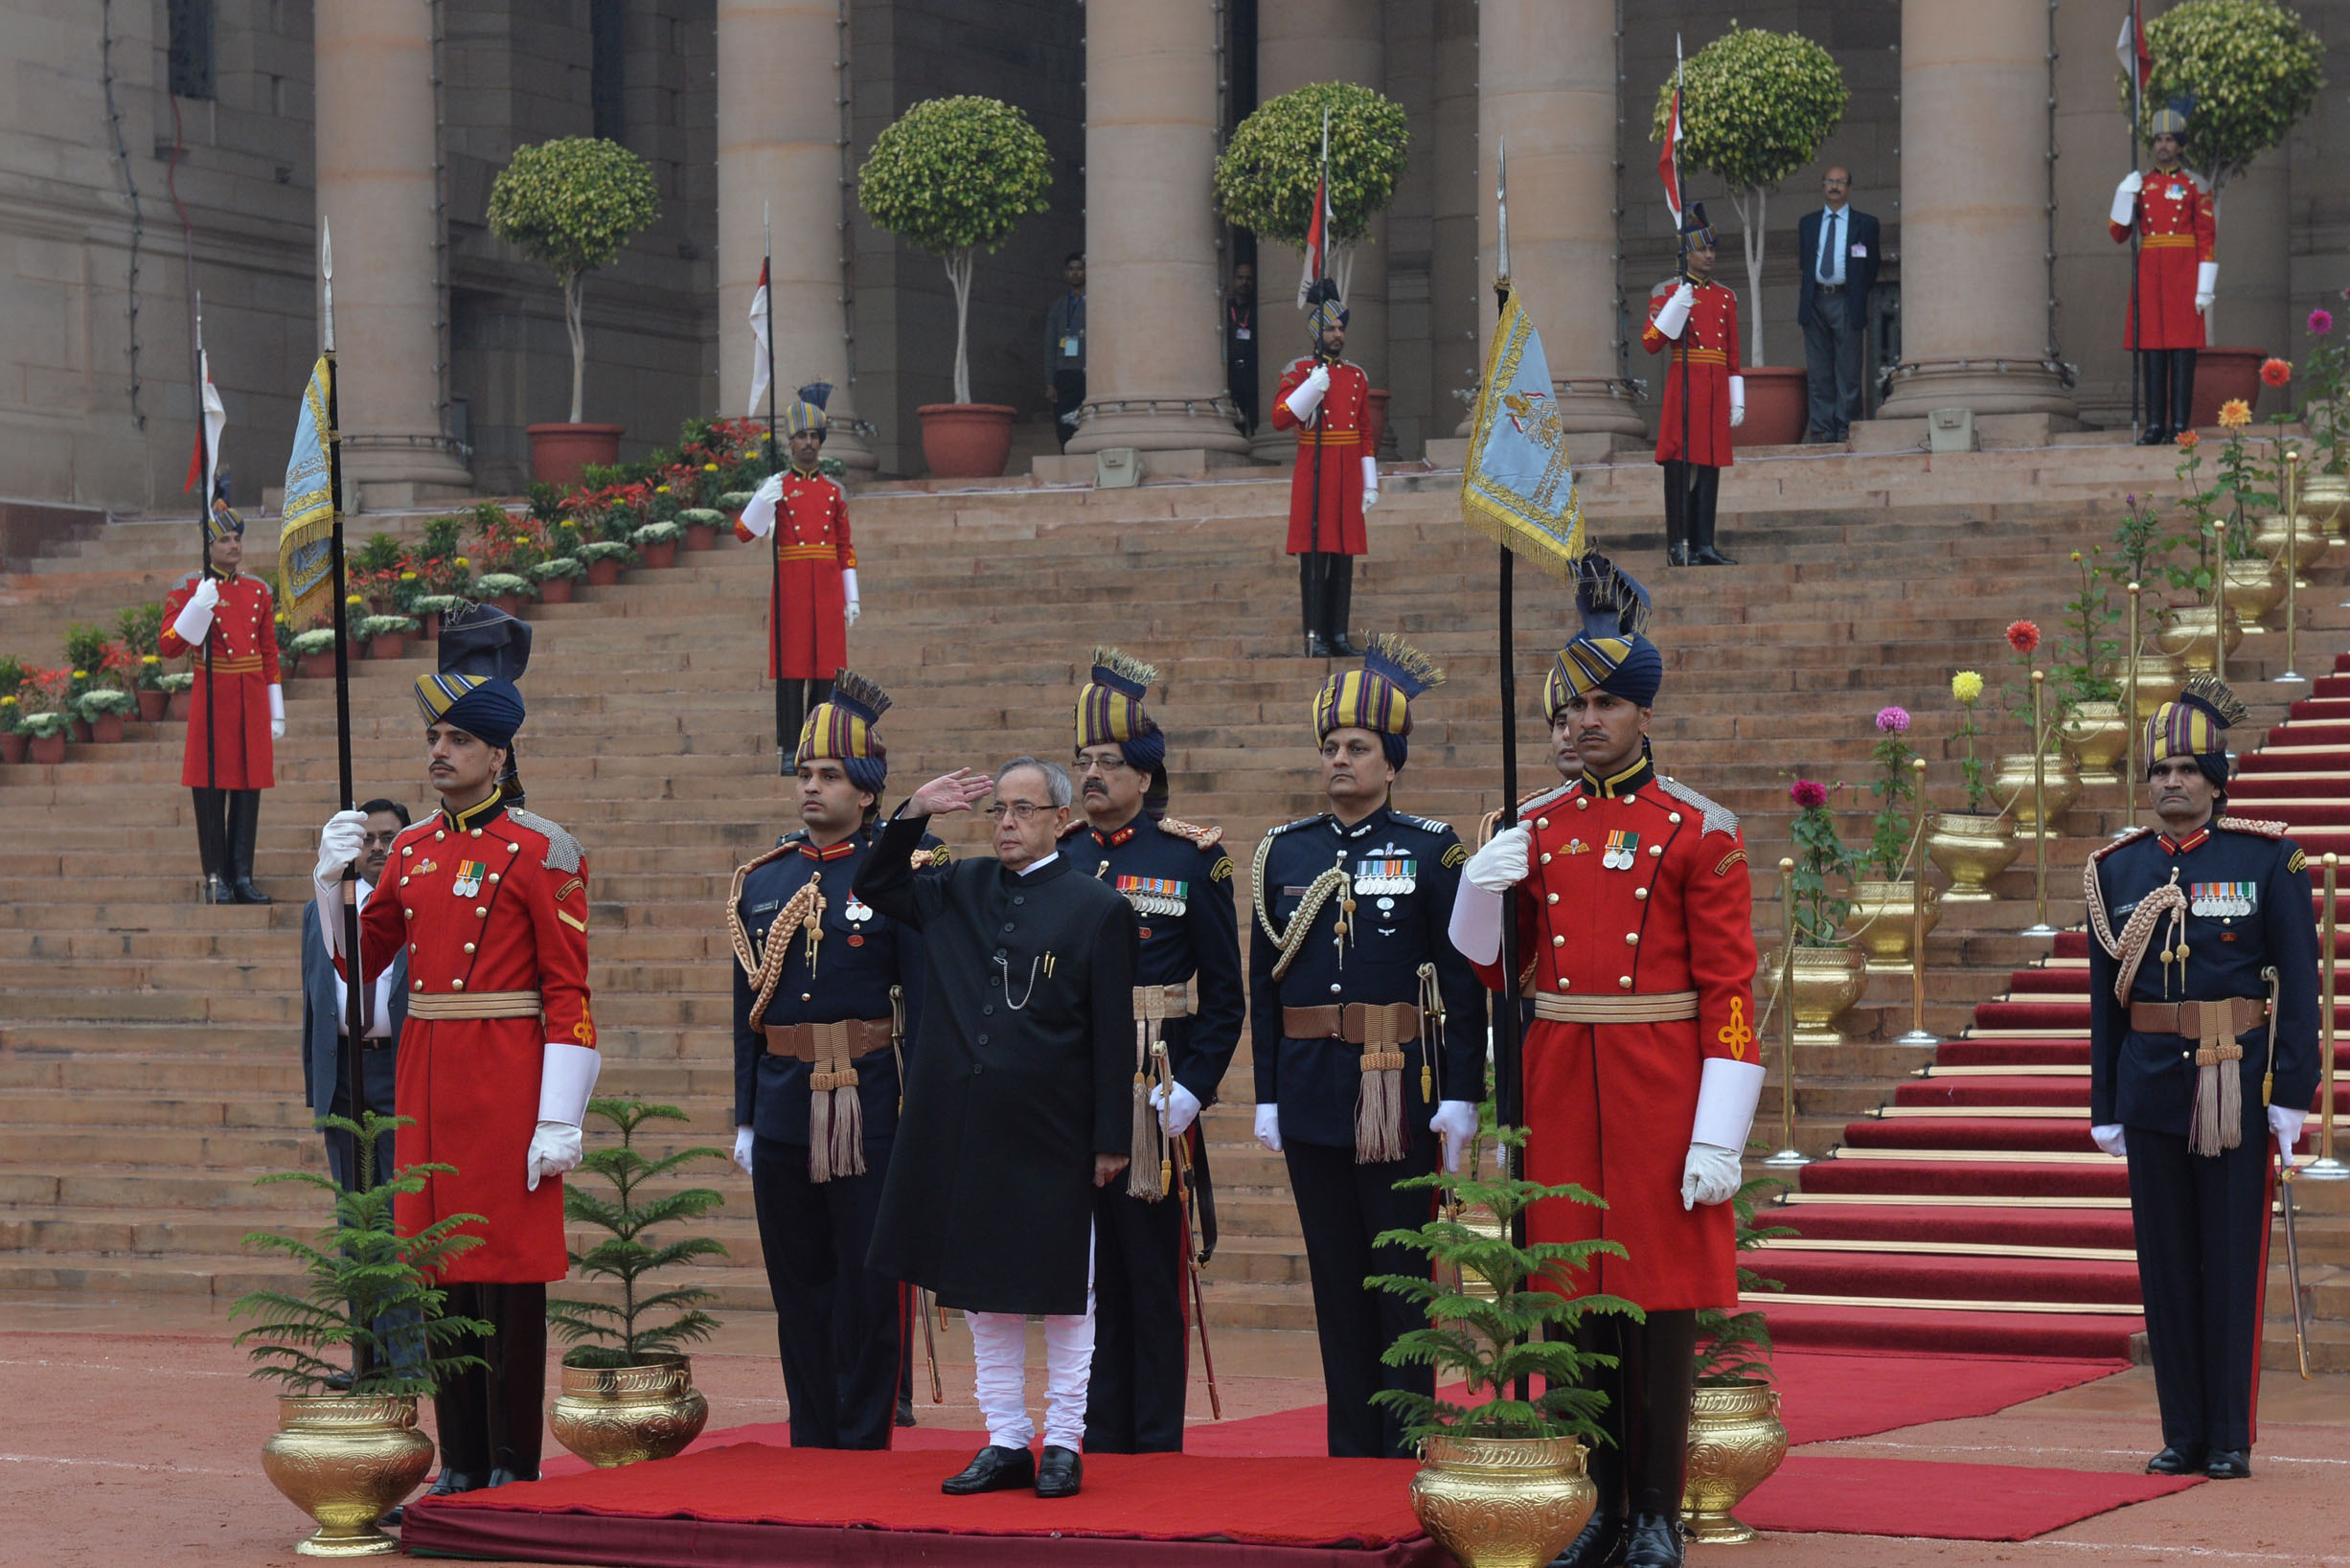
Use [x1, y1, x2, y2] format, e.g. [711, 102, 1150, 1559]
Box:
[2126, 1125, 2271, 1455]
[1084, 1178, 1190, 1453]
[1283, 1139, 1436, 1459]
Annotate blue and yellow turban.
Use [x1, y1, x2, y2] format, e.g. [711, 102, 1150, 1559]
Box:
[1543, 554, 1660, 717]
[2150, 100, 2191, 140]
[205, 500, 245, 544]
[1309, 295, 1350, 336]
[1076, 647, 1167, 814]
[1313, 634, 1444, 769]
[2145, 673, 2244, 794]
[784, 381, 832, 442]
[414, 671, 525, 750]
[796, 668, 890, 796]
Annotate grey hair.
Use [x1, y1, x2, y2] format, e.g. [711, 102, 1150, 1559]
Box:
[994, 756, 1073, 808]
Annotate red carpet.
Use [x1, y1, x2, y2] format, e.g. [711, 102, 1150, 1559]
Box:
[1737, 1455, 2202, 1540]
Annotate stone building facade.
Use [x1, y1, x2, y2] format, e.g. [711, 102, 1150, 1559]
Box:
[6, 0, 2346, 513]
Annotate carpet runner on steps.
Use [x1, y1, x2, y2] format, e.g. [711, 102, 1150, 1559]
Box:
[1760, 650, 2350, 1360]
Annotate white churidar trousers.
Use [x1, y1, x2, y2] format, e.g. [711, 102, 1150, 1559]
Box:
[965, 1225, 1097, 1451]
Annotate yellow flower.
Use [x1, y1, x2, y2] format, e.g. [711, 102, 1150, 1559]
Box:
[347, 594, 364, 605]
[1, 696, 14, 707]
[656, 485, 671, 493]
[702, 463, 719, 471]
[400, 571, 419, 580]
[1951, 670, 1984, 705]
[454, 557, 470, 568]
[142, 654, 159, 665]
[71, 669, 86, 679]
[2218, 398, 2252, 429]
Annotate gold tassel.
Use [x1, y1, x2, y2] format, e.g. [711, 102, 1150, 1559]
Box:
[1128, 1063, 1161, 1201]
[1355, 1050, 1406, 1163]
[830, 1064, 866, 1177]
[808, 1076, 833, 1183]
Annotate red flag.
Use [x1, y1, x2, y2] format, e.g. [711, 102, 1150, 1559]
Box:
[1295, 170, 1329, 308]
[1659, 82, 1683, 225]
[2115, 4, 2151, 97]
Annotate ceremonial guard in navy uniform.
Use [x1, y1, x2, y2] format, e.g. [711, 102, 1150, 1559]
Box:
[1249, 636, 1485, 1459]
[1068, 648, 1243, 1454]
[2087, 675, 2318, 1481]
[727, 670, 934, 1449]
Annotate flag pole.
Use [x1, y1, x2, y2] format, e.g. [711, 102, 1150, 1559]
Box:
[1492, 137, 1530, 1405]
[2128, 1, 2144, 439]
[194, 297, 217, 807]
[1307, 108, 1330, 658]
[1674, 39, 1693, 562]
[764, 203, 788, 773]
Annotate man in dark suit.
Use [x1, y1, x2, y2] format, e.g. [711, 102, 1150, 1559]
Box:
[301, 797, 412, 1187]
[1795, 169, 1880, 444]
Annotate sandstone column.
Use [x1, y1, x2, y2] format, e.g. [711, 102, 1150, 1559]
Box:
[1477, 0, 1645, 443]
[314, 0, 472, 503]
[1066, 1, 1249, 459]
[716, 0, 874, 467]
[1428, 0, 1483, 438]
[1875, 0, 2074, 420]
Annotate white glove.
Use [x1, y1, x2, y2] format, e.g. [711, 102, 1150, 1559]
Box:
[1653, 282, 1696, 340]
[2110, 173, 2141, 227]
[1360, 454, 1380, 510]
[1254, 1103, 1283, 1153]
[171, 577, 221, 646]
[268, 684, 285, 739]
[738, 472, 784, 540]
[525, 1120, 583, 1192]
[2195, 261, 2217, 316]
[1464, 825, 1530, 893]
[1680, 1141, 1742, 1210]
[1150, 1080, 1202, 1139]
[314, 808, 368, 894]
[2270, 1104, 2307, 1163]
[1284, 363, 1332, 423]
[1728, 375, 1746, 428]
[842, 567, 860, 627]
[1429, 1100, 1478, 1172]
[2090, 1123, 2128, 1158]
[733, 1125, 755, 1174]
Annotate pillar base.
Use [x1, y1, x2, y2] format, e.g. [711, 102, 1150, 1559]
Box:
[1032, 446, 1268, 485]
[823, 425, 879, 471]
[340, 437, 476, 511]
[1876, 359, 2077, 420]
[1066, 400, 1252, 458]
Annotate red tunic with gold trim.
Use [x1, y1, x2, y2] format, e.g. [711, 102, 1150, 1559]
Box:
[352, 790, 595, 1284]
[2110, 168, 2213, 352]
[737, 468, 855, 679]
[1271, 356, 1370, 556]
[1469, 761, 1758, 1310]
[157, 571, 279, 790]
[1641, 279, 1740, 467]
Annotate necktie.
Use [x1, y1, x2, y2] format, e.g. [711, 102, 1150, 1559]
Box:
[1818, 211, 1839, 284]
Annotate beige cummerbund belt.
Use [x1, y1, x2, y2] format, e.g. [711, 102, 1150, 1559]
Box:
[1283, 1002, 1421, 1045]
[405, 989, 544, 1021]
[2129, 997, 2267, 1037]
[1133, 984, 1192, 1022]
[1533, 989, 1700, 1025]
[765, 1017, 895, 1061]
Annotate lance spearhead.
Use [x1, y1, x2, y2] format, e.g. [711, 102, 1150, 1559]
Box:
[1495, 138, 1511, 290]
[321, 219, 335, 352]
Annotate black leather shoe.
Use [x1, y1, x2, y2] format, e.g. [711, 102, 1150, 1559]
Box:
[1304, 632, 1332, 659]
[941, 1445, 1035, 1495]
[484, 1466, 537, 1488]
[896, 1397, 917, 1428]
[2136, 426, 2170, 446]
[232, 877, 272, 904]
[1035, 1444, 1083, 1498]
[1689, 545, 1738, 566]
[1621, 1511, 1685, 1568]
[2145, 1445, 2205, 1475]
[425, 1469, 485, 1497]
[1547, 1507, 1626, 1567]
[2205, 1449, 2251, 1480]
[377, 1506, 403, 1527]
[1665, 543, 1691, 568]
[203, 875, 232, 906]
[1327, 632, 1361, 657]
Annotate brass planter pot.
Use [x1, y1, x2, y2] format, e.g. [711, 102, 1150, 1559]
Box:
[1682, 1379, 1790, 1545]
[2219, 556, 2284, 631]
[1991, 751, 2081, 839]
[1927, 810, 2019, 901]
[2095, 650, 2183, 722]
[1841, 878, 1941, 973]
[260, 1394, 434, 1557]
[2301, 470, 2350, 530]
[2057, 698, 2130, 784]
[1410, 1434, 1596, 1568]
[1767, 943, 1869, 1049]
[2156, 602, 2243, 672]
[549, 1352, 710, 1468]
[2250, 511, 2328, 582]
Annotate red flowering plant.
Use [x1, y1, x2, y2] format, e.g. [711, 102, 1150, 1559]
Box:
[1784, 777, 1855, 947]
[468, 503, 550, 576]
[2301, 304, 2350, 475]
[564, 479, 658, 546]
[18, 667, 76, 739]
[96, 641, 144, 695]
[2000, 618, 2056, 750]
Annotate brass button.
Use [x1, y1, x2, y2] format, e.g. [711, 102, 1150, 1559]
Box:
[1540, 852, 1553, 865]
[475, 906, 488, 919]
[1669, 812, 1683, 825]
[1547, 893, 1560, 905]
[400, 875, 409, 886]
[451, 979, 466, 991]
[1576, 798, 1589, 811]
[507, 843, 519, 853]
[463, 943, 475, 954]
[402, 846, 413, 857]
[1619, 976, 1632, 989]
[412, 980, 422, 990]
[1552, 935, 1565, 947]
[404, 908, 415, 920]
[1625, 933, 1639, 946]
[488, 873, 500, 884]
[1331, 983, 1342, 994]
[435, 830, 445, 841]
[1536, 818, 1549, 830]
[1649, 845, 1662, 858]
[1634, 887, 1650, 901]
[802, 992, 812, 1003]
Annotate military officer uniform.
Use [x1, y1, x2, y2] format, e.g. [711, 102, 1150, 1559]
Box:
[2088, 676, 2318, 1479]
[729, 671, 934, 1449]
[1250, 637, 1485, 1459]
[158, 499, 284, 903]
[1641, 203, 1742, 568]
[1271, 291, 1377, 656]
[737, 384, 858, 745]
[1068, 649, 1244, 1454]
[2109, 103, 2216, 442]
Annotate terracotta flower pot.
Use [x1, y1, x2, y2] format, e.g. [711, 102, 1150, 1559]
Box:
[416, 612, 439, 640]
[168, 691, 193, 720]
[1731, 366, 1810, 447]
[640, 540, 677, 570]
[683, 521, 717, 553]
[87, 713, 125, 743]
[537, 577, 576, 604]
[917, 402, 1016, 479]
[527, 422, 626, 489]
[492, 593, 527, 617]
[69, 718, 91, 743]
[2187, 347, 2267, 430]
[586, 558, 623, 587]
[136, 689, 168, 722]
[368, 633, 407, 661]
[29, 733, 64, 765]
[0, 733, 27, 764]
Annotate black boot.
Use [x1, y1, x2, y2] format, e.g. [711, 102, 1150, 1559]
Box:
[1551, 1316, 1628, 1567]
[483, 1284, 547, 1486]
[778, 680, 807, 769]
[2170, 348, 2198, 441]
[1661, 464, 1691, 566]
[227, 790, 271, 903]
[806, 676, 833, 713]
[1323, 556, 1359, 656]
[1621, 1309, 1697, 1568]
[1687, 468, 1736, 565]
[192, 787, 231, 904]
[1621, 1512, 1686, 1568]
[1299, 557, 1329, 657]
[2137, 352, 2171, 443]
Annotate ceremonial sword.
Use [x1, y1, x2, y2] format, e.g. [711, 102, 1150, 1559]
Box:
[2262, 966, 2311, 1379]
[1155, 1041, 1222, 1420]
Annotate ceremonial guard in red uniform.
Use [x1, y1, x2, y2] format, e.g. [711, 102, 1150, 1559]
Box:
[1069, 648, 1243, 1453]
[1271, 285, 1377, 657]
[738, 383, 859, 746]
[2110, 102, 2216, 443]
[1641, 204, 1744, 569]
[1449, 571, 1762, 1568]
[2086, 676, 2317, 1481]
[313, 605, 599, 1495]
[159, 496, 283, 903]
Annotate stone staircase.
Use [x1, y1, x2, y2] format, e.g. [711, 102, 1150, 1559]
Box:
[0, 438, 2342, 1355]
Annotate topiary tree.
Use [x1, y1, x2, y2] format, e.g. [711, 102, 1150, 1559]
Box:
[1216, 81, 1410, 318]
[1650, 27, 1847, 366]
[2134, 0, 2323, 209]
[488, 137, 661, 424]
[857, 97, 1052, 406]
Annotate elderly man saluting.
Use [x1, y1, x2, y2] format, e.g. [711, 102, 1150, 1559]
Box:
[859, 759, 1139, 1501]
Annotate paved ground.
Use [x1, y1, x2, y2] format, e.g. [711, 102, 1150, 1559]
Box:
[6, 1291, 2346, 1567]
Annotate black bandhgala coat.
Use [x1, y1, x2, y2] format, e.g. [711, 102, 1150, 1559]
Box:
[858, 810, 1138, 1315]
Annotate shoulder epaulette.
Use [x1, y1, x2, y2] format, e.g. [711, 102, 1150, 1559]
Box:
[2082, 827, 2158, 967]
[1655, 777, 1738, 838]
[2216, 815, 2288, 839]
[724, 844, 797, 978]
[1159, 817, 1225, 852]
[505, 807, 582, 874]
[2088, 826, 2154, 865]
[1651, 277, 1680, 298]
[1266, 813, 1326, 838]
[1394, 812, 1455, 836]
